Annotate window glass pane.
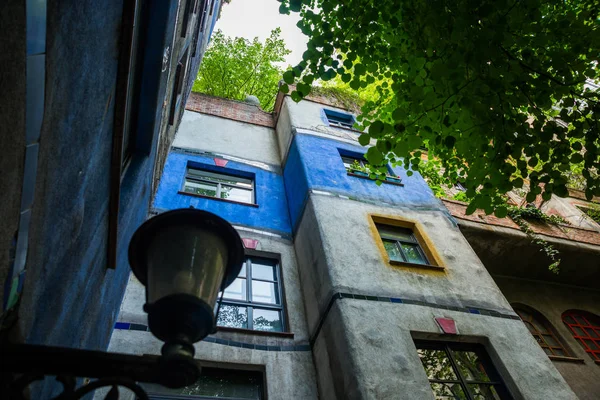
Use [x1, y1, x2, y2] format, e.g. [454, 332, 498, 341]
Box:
[217, 305, 248, 329]
[584, 339, 599, 350]
[585, 328, 599, 338]
[552, 348, 566, 357]
[523, 321, 537, 334]
[251, 281, 278, 304]
[238, 263, 246, 278]
[223, 278, 246, 301]
[530, 317, 548, 333]
[383, 240, 404, 262]
[574, 315, 588, 325]
[183, 180, 217, 197]
[452, 350, 491, 382]
[180, 368, 262, 399]
[429, 382, 467, 399]
[571, 325, 586, 336]
[252, 260, 277, 281]
[400, 243, 428, 264]
[341, 156, 356, 170]
[188, 169, 251, 185]
[221, 185, 253, 203]
[468, 384, 502, 400]
[417, 349, 458, 380]
[377, 225, 415, 242]
[253, 308, 283, 332]
[562, 315, 575, 324]
[542, 334, 559, 347]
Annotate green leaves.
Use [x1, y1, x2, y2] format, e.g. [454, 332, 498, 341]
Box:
[278, 0, 600, 214]
[193, 28, 291, 112]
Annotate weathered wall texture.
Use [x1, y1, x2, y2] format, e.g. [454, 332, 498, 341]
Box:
[175, 110, 281, 166]
[109, 232, 317, 400]
[154, 150, 291, 235]
[494, 276, 600, 400]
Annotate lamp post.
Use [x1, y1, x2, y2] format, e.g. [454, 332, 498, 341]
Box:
[1, 209, 244, 400]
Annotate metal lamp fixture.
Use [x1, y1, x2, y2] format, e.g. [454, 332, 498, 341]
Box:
[1, 209, 244, 399]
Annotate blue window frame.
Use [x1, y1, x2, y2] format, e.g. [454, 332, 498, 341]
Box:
[323, 108, 356, 129]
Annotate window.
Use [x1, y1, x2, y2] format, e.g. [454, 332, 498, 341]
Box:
[217, 256, 285, 332]
[324, 109, 355, 129]
[143, 367, 264, 399]
[168, 47, 191, 125]
[562, 311, 600, 361]
[416, 341, 512, 400]
[376, 224, 429, 265]
[340, 152, 403, 184]
[182, 167, 254, 204]
[513, 306, 571, 358]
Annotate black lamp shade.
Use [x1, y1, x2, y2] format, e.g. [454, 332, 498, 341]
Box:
[128, 209, 244, 344]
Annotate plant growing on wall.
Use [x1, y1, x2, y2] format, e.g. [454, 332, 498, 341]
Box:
[277, 0, 600, 215]
[507, 206, 569, 273]
[193, 28, 291, 111]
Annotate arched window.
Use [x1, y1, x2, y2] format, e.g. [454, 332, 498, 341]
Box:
[562, 311, 600, 361]
[513, 305, 571, 357]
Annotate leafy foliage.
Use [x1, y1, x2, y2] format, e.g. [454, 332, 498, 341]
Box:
[193, 29, 291, 111]
[579, 204, 600, 223]
[278, 0, 600, 213]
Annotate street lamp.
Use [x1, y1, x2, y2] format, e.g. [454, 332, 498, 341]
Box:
[1, 209, 244, 399]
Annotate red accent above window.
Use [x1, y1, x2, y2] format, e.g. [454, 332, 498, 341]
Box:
[242, 238, 259, 249]
[214, 158, 228, 167]
[435, 317, 457, 335]
[562, 311, 600, 361]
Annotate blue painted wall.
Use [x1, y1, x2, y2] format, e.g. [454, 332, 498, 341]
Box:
[283, 134, 443, 232]
[155, 151, 292, 236]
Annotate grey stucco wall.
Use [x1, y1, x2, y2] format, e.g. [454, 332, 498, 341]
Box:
[295, 194, 514, 333]
[174, 111, 281, 166]
[107, 330, 317, 400]
[494, 276, 600, 400]
[293, 194, 577, 399]
[108, 230, 317, 399]
[313, 299, 576, 400]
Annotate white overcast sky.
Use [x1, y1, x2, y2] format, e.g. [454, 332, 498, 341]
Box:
[214, 0, 307, 67]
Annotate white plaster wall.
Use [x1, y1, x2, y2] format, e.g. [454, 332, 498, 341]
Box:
[174, 110, 280, 166]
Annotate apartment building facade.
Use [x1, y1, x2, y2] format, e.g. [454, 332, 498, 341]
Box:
[1, 1, 222, 397]
[107, 90, 599, 399]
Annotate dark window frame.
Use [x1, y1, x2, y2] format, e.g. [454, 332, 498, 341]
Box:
[376, 224, 430, 266]
[143, 365, 265, 399]
[339, 151, 403, 185]
[415, 340, 513, 400]
[513, 305, 572, 358]
[218, 251, 288, 333]
[324, 108, 356, 129]
[181, 165, 256, 205]
[562, 310, 600, 361]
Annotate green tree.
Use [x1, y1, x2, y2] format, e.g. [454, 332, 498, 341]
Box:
[279, 0, 600, 216]
[193, 28, 291, 111]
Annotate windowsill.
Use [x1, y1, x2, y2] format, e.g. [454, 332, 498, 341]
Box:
[389, 259, 445, 271]
[217, 326, 294, 339]
[549, 355, 586, 363]
[329, 123, 360, 133]
[347, 172, 404, 187]
[178, 191, 259, 207]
